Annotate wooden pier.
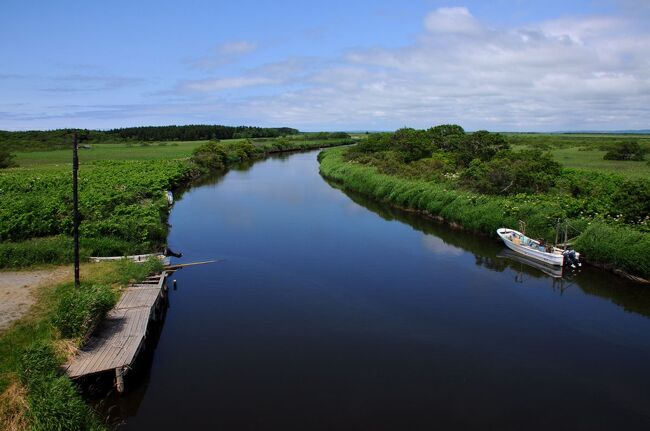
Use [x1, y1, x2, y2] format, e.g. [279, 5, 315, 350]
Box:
[65, 272, 170, 392]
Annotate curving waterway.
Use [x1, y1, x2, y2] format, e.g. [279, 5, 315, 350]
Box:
[96, 149, 650, 430]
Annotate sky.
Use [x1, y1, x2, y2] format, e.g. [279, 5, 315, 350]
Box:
[1, 0, 649, 132]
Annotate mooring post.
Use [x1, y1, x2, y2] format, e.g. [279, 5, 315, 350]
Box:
[115, 367, 125, 394]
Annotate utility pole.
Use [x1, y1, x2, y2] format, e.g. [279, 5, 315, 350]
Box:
[72, 132, 80, 288]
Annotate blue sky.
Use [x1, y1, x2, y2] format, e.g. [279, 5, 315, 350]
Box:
[1, 0, 648, 131]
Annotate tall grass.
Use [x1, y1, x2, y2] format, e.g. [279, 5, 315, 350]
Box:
[319, 147, 650, 279]
[575, 223, 650, 277]
[18, 342, 103, 431]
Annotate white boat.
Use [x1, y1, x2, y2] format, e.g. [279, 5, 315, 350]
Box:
[165, 190, 174, 205]
[496, 228, 580, 267]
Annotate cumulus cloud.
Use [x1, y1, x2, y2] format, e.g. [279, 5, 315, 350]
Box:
[4, 6, 649, 131]
[198, 7, 650, 131]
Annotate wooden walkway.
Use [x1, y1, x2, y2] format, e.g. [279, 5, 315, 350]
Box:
[65, 272, 169, 390]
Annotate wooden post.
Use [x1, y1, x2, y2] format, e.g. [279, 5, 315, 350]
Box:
[115, 367, 125, 393]
[72, 132, 80, 289]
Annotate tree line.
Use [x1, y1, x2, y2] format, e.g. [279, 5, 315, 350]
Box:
[0, 125, 300, 151]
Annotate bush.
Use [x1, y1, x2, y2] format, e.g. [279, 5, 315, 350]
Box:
[52, 284, 117, 339]
[609, 179, 650, 225]
[453, 130, 509, 166]
[603, 141, 646, 161]
[461, 150, 561, 195]
[0, 147, 15, 169]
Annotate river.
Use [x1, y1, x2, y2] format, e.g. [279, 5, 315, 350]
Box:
[96, 149, 650, 430]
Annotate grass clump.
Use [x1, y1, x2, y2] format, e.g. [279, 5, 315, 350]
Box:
[18, 342, 102, 431]
[52, 284, 117, 339]
[575, 223, 650, 278]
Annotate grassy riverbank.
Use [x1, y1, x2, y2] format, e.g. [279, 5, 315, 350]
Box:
[0, 135, 353, 269]
[0, 259, 161, 430]
[319, 144, 650, 279]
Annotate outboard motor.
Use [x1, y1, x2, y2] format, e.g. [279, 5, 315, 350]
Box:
[562, 249, 580, 269]
[163, 246, 183, 258]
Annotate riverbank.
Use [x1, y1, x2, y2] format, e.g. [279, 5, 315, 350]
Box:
[0, 136, 354, 270]
[318, 147, 650, 280]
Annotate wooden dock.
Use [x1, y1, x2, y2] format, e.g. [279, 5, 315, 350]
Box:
[65, 272, 169, 392]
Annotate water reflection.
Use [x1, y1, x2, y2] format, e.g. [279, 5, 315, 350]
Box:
[327, 180, 650, 318]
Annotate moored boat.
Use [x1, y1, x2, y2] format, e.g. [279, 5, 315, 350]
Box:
[496, 228, 580, 267]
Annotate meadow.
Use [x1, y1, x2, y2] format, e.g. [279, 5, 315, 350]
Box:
[507, 133, 650, 178]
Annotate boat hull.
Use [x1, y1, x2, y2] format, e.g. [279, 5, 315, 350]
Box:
[497, 228, 566, 266]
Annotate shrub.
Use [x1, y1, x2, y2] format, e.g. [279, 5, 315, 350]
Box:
[609, 179, 650, 225]
[603, 141, 646, 161]
[461, 150, 561, 195]
[0, 146, 16, 169]
[453, 130, 510, 166]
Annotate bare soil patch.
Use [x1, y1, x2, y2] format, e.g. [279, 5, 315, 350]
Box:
[0, 267, 71, 331]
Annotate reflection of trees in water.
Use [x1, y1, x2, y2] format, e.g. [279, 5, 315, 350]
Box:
[325, 179, 650, 319]
[174, 160, 256, 201]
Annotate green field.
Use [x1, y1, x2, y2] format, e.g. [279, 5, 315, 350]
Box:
[549, 147, 650, 178]
[14, 140, 208, 167]
[507, 133, 650, 179]
[12, 135, 360, 167]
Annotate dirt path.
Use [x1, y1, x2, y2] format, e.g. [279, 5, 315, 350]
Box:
[0, 267, 71, 331]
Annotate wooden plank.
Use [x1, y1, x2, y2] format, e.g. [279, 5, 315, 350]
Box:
[115, 289, 160, 310]
[66, 308, 151, 378]
[65, 273, 168, 380]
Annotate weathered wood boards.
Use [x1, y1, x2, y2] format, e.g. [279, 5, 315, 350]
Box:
[65, 273, 167, 383]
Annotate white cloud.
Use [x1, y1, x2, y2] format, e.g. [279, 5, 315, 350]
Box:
[5, 7, 649, 131]
[198, 7, 649, 131]
[424, 7, 482, 34]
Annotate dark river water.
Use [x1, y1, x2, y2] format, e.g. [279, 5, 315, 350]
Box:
[97, 150, 650, 430]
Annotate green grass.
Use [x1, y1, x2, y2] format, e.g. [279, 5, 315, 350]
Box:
[506, 133, 650, 179]
[549, 147, 650, 179]
[13, 140, 208, 167]
[12, 135, 359, 167]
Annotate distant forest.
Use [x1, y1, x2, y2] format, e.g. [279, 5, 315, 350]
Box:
[0, 125, 300, 151]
